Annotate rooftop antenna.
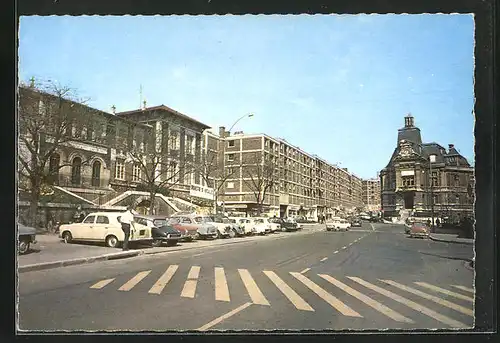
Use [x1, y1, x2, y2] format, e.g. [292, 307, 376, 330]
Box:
[139, 84, 143, 109]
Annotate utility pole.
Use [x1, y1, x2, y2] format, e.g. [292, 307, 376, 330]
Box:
[429, 154, 437, 231]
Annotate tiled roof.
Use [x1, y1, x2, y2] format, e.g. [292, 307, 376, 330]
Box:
[116, 105, 211, 129]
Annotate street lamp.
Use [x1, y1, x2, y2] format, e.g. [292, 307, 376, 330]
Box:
[214, 113, 255, 215]
[228, 113, 254, 135]
[429, 154, 437, 231]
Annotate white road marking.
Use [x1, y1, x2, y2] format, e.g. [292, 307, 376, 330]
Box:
[181, 266, 201, 298]
[370, 223, 375, 231]
[148, 265, 178, 295]
[264, 271, 314, 311]
[451, 285, 474, 293]
[341, 246, 347, 249]
[320, 257, 328, 262]
[90, 278, 115, 289]
[319, 274, 413, 323]
[238, 269, 270, 306]
[300, 268, 311, 274]
[118, 270, 151, 291]
[290, 272, 361, 317]
[348, 277, 467, 327]
[333, 250, 339, 254]
[414, 282, 474, 303]
[381, 280, 473, 316]
[197, 302, 252, 331]
[215, 267, 230, 302]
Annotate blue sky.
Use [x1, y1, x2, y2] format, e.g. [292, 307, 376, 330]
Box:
[18, 15, 475, 179]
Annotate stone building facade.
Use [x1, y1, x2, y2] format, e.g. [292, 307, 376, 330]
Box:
[379, 114, 474, 222]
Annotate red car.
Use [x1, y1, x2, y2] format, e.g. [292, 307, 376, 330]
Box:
[408, 222, 430, 238]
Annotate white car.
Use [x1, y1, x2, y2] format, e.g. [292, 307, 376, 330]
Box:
[326, 218, 351, 232]
[251, 218, 268, 235]
[59, 212, 153, 248]
[264, 218, 281, 233]
[237, 218, 255, 235]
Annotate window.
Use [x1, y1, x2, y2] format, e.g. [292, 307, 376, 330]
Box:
[169, 130, 179, 150]
[91, 161, 101, 187]
[402, 176, 415, 187]
[96, 216, 109, 224]
[228, 140, 235, 147]
[227, 167, 234, 175]
[228, 154, 235, 162]
[48, 153, 60, 185]
[431, 172, 439, 187]
[186, 135, 194, 155]
[71, 157, 82, 185]
[83, 215, 96, 224]
[181, 218, 192, 224]
[227, 182, 235, 189]
[115, 159, 125, 180]
[132, 163, 142, 182]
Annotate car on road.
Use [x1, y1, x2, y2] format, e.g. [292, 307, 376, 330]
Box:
[133, 215, 182, 247]
[350, 218, 362, 227]
[408, 222, 430, 238]
[209, 216, 236, 239]
[326, 218, 351, 232]
[18, 223, 37, 254]
[168, 215, 218, 240]
[236, 218, 256, 235]
[251, 218, 268, 235]
[59, 212, 153, 248]
[264, 217, 281, 233]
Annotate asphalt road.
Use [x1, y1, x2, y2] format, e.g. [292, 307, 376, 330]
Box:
[18, 222, 475, 332]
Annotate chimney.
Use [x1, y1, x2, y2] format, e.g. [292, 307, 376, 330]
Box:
[142, 100, 147, 110]
[219, 126, 226, 138]
[448, 144, 454, 150]
[111, 105, 116, 114]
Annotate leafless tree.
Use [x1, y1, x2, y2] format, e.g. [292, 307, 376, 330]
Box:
[117, 124, 197, 215]
[241, 152, 278, 215]
[198, 151, 236, 214]
[18, 79, 92, 227]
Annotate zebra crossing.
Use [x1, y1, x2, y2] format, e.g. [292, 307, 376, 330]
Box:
[89, 265, 474, 328]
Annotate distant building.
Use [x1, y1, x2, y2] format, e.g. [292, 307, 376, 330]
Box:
[379, 114, 474, 222]
[362, 178, 381, 212]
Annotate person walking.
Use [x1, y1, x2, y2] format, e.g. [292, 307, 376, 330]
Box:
[119, 205, 135, 251]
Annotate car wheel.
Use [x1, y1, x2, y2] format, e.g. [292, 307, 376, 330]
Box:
[62, 231, 73, 244]
[166, 240, 178, 246]
[216, 231, 222, 239]
[18, 240, 30, 254]
[229, 229, 236, 238]
[105, 235, 119, 248]
[194, 232, 201, 240]
[151, 239, 162, 247]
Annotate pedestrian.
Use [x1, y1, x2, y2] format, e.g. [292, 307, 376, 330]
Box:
[118, 205, 135, 251]
[435, 218, 440, 227]
[73, 205, 86, 223]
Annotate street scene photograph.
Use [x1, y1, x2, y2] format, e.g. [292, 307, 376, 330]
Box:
[17, 14, 475, 332]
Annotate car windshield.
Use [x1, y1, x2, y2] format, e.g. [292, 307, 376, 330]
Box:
[228, 219, 236, 223]
[168, 218, 180, 224]
[195, 217, 211, 223]
[255, 219, 264, 223]
[153, 219, 168, 227]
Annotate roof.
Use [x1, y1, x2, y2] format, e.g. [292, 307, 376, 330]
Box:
[397, 127, 422, 145]
[116, 105, 211, 129]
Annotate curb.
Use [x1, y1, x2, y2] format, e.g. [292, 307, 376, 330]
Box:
[429, 235, 474, 245]
[18, 250, 141, 273]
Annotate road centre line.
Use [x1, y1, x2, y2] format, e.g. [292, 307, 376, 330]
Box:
[320, 257, 328, 262]
[197, 302, 252, 331]
[333, 250, 339, 254]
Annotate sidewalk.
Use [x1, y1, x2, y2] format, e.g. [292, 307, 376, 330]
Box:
[429, 233, 474, 245]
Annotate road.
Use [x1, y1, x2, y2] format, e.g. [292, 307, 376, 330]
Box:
[18, 222, 475, 331]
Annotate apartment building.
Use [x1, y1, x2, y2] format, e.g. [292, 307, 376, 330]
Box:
[209, 127, 364, 218]
[362, 178, 381, 212]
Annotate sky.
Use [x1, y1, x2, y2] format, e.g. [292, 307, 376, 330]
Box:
[18, 14, 475, 179]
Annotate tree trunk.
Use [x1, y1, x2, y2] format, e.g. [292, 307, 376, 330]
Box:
[213, 193, 218, 214]
[148, 190, 156, 215]
[28, 185, 40, 228]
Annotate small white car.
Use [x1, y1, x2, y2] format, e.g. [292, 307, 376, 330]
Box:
[326, 218, 351, 232]
[59, 212, 153, 248]
[251, 218, 268, 235]
[264, 218, 281, 233]
[237, 218, 255, 235]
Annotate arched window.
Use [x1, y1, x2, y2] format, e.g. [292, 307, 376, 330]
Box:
[91, 161, 101, 187]
[48, 153, 60, 185]
[71, 157, 82, 185]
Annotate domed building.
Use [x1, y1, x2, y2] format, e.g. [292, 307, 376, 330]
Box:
[379, 114, 474, 223]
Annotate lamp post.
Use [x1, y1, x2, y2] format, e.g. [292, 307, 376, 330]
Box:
[429, 154, 437, 231]
[214, 113, 254, 215]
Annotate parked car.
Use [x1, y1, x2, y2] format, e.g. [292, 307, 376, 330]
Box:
[278, 217, 299, 232]
[134, 215, 182, 247]
[18, 224, 37, 254]
[408, 222, 430, 238]
[209, 216, 235, 238]
[252, 218, 268, 235]
[351, 218, 362, 227]
[265, 217, 281, 233]
[59, 212, 153, 248]
[227, 218, 246, 237]
[168, 215, 217, 240]
[236, 218, 256, 235]
[326, 218, 351, 232]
